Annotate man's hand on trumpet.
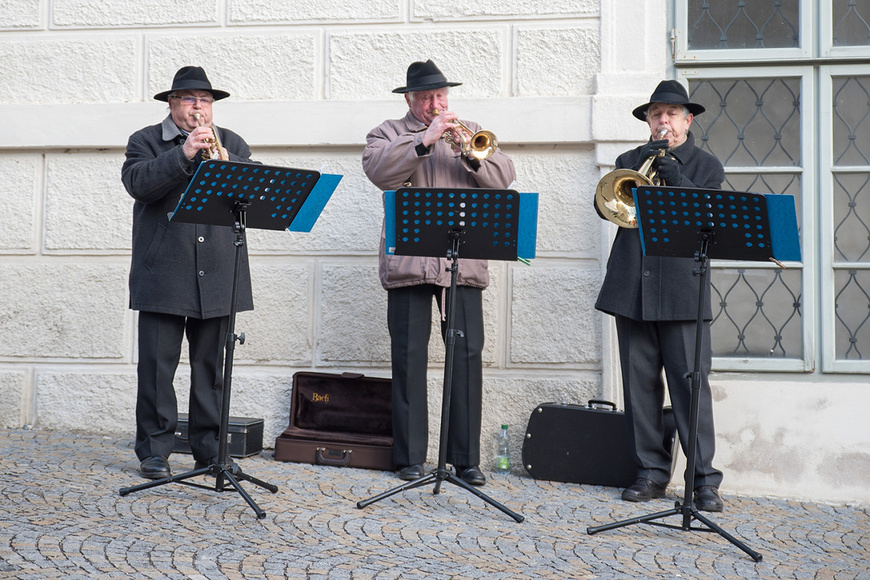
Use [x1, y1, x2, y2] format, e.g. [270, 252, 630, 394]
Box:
[422, 108, 459, 148]
[181, 124, 221, 160]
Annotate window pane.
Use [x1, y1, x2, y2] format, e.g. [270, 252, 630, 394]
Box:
[688, 0, 799, 49]
[835, 269, 870, 358]
[833, 172, 870, 261]
[833, 0, 870, 46]
[712, 267, 803, 358]
[688, 78, 802, 167]
[832, 76, 870, 165]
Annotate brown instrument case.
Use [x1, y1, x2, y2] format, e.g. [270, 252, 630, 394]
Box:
[274, 371, 394, 471]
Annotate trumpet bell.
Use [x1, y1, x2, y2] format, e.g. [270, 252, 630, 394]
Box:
[595, 169, 655, 229]
[468, 130, 498, 161]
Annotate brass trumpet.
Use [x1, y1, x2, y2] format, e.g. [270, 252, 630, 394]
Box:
[433, 110, 498, 161]
[595, 130, 668, 228]
[193, 113, 228, 160]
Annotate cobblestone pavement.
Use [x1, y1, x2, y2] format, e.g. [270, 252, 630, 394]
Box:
[0, 429, 867, 579]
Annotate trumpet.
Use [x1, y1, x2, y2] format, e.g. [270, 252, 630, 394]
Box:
[193, 113, 228, 160]
[433, 109, 498, 161]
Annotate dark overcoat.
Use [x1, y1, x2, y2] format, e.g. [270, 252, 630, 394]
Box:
[122, 116, 254, 319]
[595, 131, 725, 321]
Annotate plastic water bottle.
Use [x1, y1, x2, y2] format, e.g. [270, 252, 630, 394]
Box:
[496, 424, 510, 474]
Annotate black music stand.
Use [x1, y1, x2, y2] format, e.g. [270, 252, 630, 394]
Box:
[119, 160, 341, 519]
[588, 185, 801, 561]
[356, 187, 538, 523]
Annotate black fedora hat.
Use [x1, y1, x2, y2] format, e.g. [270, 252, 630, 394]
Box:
[153, 66, 230, 102]
[392, 60, 462, 94]
[632, 79, 705, 120]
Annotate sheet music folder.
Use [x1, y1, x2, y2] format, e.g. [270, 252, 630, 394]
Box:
[384, 187, 538, 262]
[170, 160, 341, 232]
[633, 185, 801, 263]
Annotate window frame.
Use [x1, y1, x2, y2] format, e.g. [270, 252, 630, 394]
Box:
[820, 63, 870, 372]
[678, 66, 816, 372]
[674, 1, 813, 64]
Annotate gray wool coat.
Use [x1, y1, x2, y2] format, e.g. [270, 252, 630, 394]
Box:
[122, 116, 254, 319]
[594, 131, 725, 321]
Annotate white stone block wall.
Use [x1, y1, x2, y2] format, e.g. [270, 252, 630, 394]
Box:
[0, 0, 605, 476]
[2, 0, 867, 505]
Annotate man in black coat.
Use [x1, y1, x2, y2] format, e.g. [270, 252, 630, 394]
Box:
[122, 66, 254, 479]
[595, 80, 727, 512]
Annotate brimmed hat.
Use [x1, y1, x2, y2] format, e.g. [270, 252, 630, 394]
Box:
[153, 66, 230, 102]
[632, 80, 705, 120]
[392, 60, 462, 94]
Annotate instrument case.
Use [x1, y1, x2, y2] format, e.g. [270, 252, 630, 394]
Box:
[521, 400, 676, 487]
[174, 413, 264, 458]
[274, 371, 394, 471]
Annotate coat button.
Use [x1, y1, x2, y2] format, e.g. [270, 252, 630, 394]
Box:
[198, 271, 205, 277]
[198, 236, 205, 242]
[643, 270, 651, 277]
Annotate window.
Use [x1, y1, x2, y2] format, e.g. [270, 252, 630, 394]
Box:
[675, 0, 870, 372]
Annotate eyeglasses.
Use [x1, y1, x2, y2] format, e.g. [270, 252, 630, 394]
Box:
[169, 95, 214, 105]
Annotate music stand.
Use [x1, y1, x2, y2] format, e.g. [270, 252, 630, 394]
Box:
[119, 160, 341, 519]
[356, 187, 538, 523]
[587, 185, 801, 561]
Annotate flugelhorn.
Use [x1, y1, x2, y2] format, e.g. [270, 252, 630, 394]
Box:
[433, 110, 498, 161]
[193, 113, 228, 160]
[595, 129, 668, 228]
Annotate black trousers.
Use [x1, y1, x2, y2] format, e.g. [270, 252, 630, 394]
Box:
[387, 285, 484, 468]
[134, 311, 228, 463]
[615, 315, 723, 489]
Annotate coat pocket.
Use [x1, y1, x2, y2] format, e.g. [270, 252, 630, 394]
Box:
[143, 223, 167, 270]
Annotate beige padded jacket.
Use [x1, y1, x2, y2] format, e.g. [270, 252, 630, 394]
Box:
[362, 110, 517, 290]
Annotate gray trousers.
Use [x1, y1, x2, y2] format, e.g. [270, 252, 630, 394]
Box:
[615, 315, 723, 489]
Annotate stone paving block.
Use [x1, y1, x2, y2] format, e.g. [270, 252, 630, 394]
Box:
[0, 428, 867, 578]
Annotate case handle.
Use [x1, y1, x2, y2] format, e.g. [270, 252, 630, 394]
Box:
[587, 399, 617, 411]
[315, 447, 352, 467]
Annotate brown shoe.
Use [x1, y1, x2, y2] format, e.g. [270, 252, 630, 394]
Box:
[621, 477, 667, 502]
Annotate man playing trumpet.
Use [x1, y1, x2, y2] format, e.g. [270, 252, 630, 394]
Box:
[363, 59, 515, 486]
[121, 66, 255, 480]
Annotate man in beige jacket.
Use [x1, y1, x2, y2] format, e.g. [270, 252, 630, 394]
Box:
[362, 60, 516, 486]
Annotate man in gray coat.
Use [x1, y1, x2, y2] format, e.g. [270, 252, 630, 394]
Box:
[595, 80, 726, 511]
[122, 66, 254, 479]
[363, 60, 516, 486]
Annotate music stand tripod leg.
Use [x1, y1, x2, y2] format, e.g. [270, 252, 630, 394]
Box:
[588, 235, 761, 562]
[358, 231, 523, 523]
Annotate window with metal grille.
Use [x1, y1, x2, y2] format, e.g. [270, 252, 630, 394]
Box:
[675, 0, 870, 372]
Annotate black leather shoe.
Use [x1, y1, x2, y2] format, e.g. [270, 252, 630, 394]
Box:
[397, 464, 425, 481]
[621, 477, 667, 502]
[694, 485, 724, 512]
[455, 466, 487, 486]
[138, 456, 171, 480]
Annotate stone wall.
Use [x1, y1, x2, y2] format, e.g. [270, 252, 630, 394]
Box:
[0, 0, 621, 475]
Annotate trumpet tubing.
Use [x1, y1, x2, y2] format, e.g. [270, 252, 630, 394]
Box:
[433, 110, 498, 161]
[193, 113, 228, 160]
